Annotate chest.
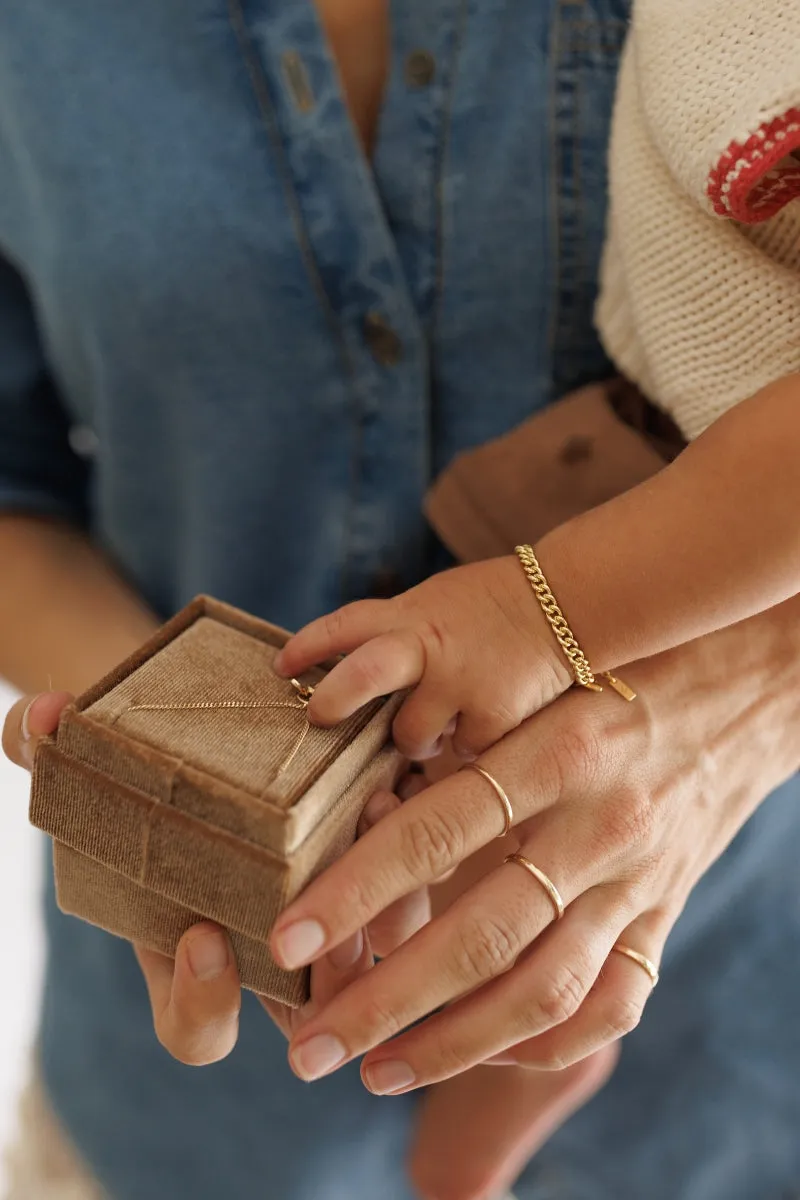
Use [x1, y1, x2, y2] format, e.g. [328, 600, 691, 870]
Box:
[314, 0, 389, 153]
[0, 0, 630, 425]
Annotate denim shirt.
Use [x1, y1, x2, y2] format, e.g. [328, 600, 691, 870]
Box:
[3, 5, 800, 1200]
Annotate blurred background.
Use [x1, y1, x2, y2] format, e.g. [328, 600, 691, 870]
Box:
[0, 682, 44, 1190]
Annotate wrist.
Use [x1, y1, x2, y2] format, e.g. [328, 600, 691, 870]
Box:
[496, 553, 575, 697]
[521, 525, 614, 673]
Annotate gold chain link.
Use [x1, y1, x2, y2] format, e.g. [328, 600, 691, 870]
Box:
[514, 544, 636, 702]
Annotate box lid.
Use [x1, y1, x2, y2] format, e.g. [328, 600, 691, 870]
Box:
[47, 596, 402, 857]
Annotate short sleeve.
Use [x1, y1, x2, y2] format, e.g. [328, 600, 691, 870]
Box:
[631, 0, 800, 224]
[0, 252, 89, 524]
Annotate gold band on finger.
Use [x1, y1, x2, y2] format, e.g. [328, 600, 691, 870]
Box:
[464, 763, 514, 838]
[504, 853, 565, 922]
[612, 943, 660, 989]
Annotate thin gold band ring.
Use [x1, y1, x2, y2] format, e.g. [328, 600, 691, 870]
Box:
[464, 763, 514, 838]
[612, 943, 660, 989]
[504, 852, 565, 922]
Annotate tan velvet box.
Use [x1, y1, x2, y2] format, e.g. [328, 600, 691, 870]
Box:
[29, 596, 405, 1007]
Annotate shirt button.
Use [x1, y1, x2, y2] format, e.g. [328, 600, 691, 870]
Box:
[405, 49, 436, 88]
[363, 311, 403, 366]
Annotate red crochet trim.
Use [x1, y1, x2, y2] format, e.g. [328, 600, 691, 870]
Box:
[707, 107, 800, 223]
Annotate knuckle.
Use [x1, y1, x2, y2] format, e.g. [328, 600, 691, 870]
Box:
[452, 703, 524, 759]
[598, 786, 655, 855]
[603, 991, 644, 1040]
[401, 806, 466, 882]
[548, 717, 604, 793]
[322, 605, 349, 643]
[453, 914, 524, 982]
[335, 871, 386, 925]
[358, 991, 405, 1044]
[421, 1022, 476, 1079]
[349, 650, 387, 693]
[532, 963, 588, 1026]
[416, 615, 448, 661]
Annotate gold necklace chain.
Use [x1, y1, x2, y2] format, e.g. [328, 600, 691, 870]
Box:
[126, 678, 317, 777]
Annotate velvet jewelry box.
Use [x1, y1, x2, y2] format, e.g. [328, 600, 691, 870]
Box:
[29, 597, 405, 1006]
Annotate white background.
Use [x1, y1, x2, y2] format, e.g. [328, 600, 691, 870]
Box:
[0, 682, 44, 1191]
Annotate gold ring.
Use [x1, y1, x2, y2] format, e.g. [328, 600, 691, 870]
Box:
[504, 852, 565, 921]
[612, 943, 660, 989]
[464, 763, 514, 838]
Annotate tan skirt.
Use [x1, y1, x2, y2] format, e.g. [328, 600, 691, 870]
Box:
[3, 1075, 105, 1200]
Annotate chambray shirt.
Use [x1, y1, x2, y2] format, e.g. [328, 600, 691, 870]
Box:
[2, 4, 800, 1199]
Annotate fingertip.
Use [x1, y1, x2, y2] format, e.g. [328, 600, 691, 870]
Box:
[3, 691, 74, 771]
[182, 924, 234, 983]
[162, 924, 241, 1065]
[306, 694, 344, 728]
[359, 790, 401, 833]
[24, 691, 74, 739]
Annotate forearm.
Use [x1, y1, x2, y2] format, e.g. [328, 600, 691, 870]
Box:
[0, 515, 159, 695]
[536, 375, 800, 671]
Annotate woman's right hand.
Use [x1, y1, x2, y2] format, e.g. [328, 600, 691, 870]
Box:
[2, 691, 430, 1066]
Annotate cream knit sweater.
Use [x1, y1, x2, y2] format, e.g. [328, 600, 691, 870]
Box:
[595, 0, 800, 441]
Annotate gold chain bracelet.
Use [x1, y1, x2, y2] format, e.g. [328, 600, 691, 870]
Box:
[514, 544, 636, 702]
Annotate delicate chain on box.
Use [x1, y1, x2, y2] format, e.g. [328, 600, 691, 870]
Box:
[125, 678, 316, 778]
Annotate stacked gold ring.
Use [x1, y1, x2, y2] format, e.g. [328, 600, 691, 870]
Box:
[504, 852, 565, 922]
[463, 763, 514, 838]
[612, 942, 660, 988]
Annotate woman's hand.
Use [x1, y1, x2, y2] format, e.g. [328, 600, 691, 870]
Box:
[2, 693, 431, 1064]
[275, 557, 572, 761]
[269, 598, 800, 1092]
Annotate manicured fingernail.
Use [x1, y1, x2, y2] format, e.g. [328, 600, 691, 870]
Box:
[274, 919, 326, 968]
[291, 1034, 347, 1080]
[328, 928, 364, 970]
[187, 931, 230, 981]
[362, 792, 399, 829]
[363, 1060, 416, 1095]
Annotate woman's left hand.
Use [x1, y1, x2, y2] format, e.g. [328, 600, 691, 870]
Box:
[269, 598, 800, 1092]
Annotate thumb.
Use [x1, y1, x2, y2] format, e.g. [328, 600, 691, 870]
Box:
[2, 692, 74, 771]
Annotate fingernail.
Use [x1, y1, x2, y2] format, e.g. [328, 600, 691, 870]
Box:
[274, 919, 326, 969]
[19, 698, 36, 767]
[20, 698, 35, 743]
[363, 1060, 416, 1095]
[328, 928, 364, 970]
[291, 1034, 347, 1080]
[273, 650, 286, 674]
[413, 738, 442, 762]
[187, 931, 230, 982]
[362, 792, 399, 829]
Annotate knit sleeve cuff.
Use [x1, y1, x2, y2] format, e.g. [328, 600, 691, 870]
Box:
[707, 108, 800, 223]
